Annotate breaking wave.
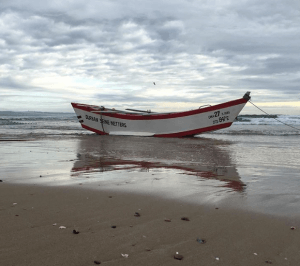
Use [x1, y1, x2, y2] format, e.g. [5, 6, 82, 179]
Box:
[235, 114, 300, 126]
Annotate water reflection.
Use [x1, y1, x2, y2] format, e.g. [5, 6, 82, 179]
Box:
[71, 135, 245, 192]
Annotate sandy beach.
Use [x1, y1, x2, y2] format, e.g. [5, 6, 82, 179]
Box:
[0, 182, 299, 266]
[1, 135, 300, 265]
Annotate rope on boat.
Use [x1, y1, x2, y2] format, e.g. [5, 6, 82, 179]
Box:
[100, 113, 105, 133]
[249, 100, 300, 131]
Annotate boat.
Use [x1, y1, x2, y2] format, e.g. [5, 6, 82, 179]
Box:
[71, 91, 251, 137]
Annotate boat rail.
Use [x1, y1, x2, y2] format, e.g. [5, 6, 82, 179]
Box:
[199, 104, 211, 109]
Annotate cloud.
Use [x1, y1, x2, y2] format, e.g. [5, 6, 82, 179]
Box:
[0, 0, 300, 113]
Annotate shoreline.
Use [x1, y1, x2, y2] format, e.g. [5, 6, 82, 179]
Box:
[1, 182, 299, 266]
[1, 135, 300, 217]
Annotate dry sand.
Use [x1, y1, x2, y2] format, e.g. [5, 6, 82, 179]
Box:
[1, 182, 300, 266]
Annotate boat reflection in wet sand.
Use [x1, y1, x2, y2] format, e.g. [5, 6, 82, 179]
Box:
[71, 136, 246, 192]
[71, 92, 251, 137]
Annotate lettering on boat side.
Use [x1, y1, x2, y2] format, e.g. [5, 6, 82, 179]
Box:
[84, 115, 127, 128]
[100, 118, 127, 128]
[219, 116, 229, 122]
[86, 115, 99, 122]
[213, 116, 229, 124]
[110, 120, 127, 127]
[100, 118, 110, 125]
[208, 110, 220, 119]
[208, 110, 230, 124]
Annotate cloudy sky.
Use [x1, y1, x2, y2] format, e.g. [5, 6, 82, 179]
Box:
[1, 0, 300, 114]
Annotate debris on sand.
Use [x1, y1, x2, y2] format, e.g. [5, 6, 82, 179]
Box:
[181, 217, 190, 221]
[174, 252, 183, 260]
[196, 238, 206, 244]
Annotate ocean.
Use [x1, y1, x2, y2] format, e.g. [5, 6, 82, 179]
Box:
[0, 111, 299, 139]
[1, 111, 300, 218]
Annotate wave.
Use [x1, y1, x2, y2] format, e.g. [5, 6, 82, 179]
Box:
[208, 130, 300, 136]
[235, 115, 300, 126]
[0, 112, 77, 126]
[1, 112, 299, 138]
[238, 114, 278, 119]
[0, 111, 74, 116]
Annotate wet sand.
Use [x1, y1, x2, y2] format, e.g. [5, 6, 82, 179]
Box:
[1, 135, 300, 265]
[1, 182, 300, 266]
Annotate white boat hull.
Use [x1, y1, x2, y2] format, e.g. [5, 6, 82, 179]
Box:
[71, 92, 250, 137]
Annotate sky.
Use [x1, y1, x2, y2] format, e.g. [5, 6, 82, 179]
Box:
[0, 0, 300, 114]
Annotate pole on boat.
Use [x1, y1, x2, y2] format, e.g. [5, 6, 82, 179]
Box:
[125, 108, 154, 113]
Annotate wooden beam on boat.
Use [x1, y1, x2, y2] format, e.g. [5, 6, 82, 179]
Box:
[125, 108, 155, 113]
[91, 110, 129, 114]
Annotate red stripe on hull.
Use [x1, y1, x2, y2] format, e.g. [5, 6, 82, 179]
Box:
[81, 122, 232, 138]
[72, 98, 247, 121]
[154, 122, 232, 138]
[81, 124, 108, 135]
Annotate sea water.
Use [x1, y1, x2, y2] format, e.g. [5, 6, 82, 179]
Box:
[0, 111, 84, 139]
[0, 111, 300, 217]
[1, 112, 299, 139]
